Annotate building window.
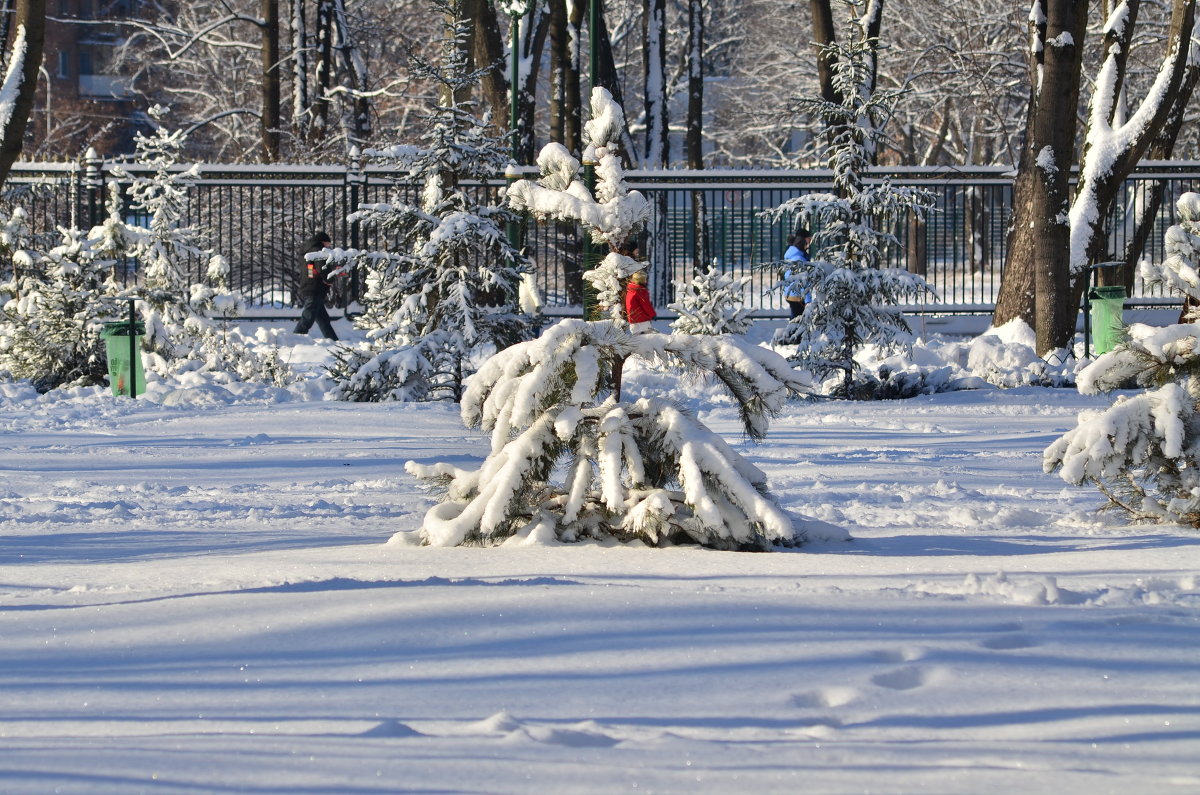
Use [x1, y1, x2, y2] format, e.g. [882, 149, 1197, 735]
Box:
[57, 51, 69, 78]
[79, 51, 93, 76]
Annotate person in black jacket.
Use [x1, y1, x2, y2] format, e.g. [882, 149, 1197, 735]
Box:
[293, 230, 339, 340]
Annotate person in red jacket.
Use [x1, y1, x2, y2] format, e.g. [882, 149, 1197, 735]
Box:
[625, 270, 656, 333]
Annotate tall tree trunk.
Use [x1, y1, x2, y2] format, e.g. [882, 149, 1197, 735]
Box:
[0, 0, 45, 187]
[549, 0, 568, 145]
[329, 0, 372, 145]
[313, 0, 334, 142]
[463, 0, 506, 132]
[810, 0, 838, 106]
[510, 6, 550, 163]
[291, 0, 309, 138]
[992, 0, 1088, 355]
[687, 0, 705, 272]
[261, 0, 281, 161]
[642, 0, 667, 167]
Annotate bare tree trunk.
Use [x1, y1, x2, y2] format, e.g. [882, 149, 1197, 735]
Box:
[992, 0, 1087, 354]
[642, 0, 667, 167]
[0, 0, 45, 186]
[810, 0, 838, 106]
[687, 0, 705, 272]
[549, 0, 567, 145]
[261, 0, 281, 161]
[329, 0, 372, 145]
[291, 0, 309, 138]
[463, 0, 506, 131]
[313, 0, 334, 142]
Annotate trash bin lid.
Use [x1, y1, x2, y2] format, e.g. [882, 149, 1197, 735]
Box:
[1088, 285, 1126, 300]
[101, 320, 146, 336]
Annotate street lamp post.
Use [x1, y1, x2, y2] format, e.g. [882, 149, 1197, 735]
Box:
[502, 0, 531, 256]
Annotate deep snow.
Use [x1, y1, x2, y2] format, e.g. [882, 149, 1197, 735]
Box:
[2, 317, 1199, 794]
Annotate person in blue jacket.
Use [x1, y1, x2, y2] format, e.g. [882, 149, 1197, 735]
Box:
[782, 228, 811, 318]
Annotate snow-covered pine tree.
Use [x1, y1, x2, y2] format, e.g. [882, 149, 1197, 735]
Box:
[766, 29, 933, 398]
[323, 0, 530, 402]
[111, 111, 290, 386]
[402, 89, 836, 551]
[0, 225, 121, 391]
[403, 319, 827, 550]
[669, 264, 753, 336]
[1045, 193, 1200, 526]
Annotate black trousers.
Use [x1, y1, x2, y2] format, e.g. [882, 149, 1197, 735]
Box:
[294, 291, 339, 339]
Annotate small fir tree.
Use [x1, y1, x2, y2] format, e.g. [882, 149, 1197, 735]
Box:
[403, 89, 836, 551]
[112, 110, 289, 387]
[404, 319, 821, 549]
[324, 0, 530, 402]
[0, 226, 120, 391]
[669, 265, 753, 336]
[766, 31, 933, 398]
[1045, 193, 1200, 526]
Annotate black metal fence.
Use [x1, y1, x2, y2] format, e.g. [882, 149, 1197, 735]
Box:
[4, 157, 1199, 314]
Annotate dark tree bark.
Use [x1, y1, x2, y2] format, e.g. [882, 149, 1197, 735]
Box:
[0, 0, 46, 186]
[992, 0, 1087, 354]
[642, 0, 667, 166]
[261, 0, 281, 161]
[687, 0, 705, 271]
[810, 0, 838, 106]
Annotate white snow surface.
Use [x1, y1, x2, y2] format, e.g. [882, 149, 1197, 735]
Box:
[3, 318, 1200, 793]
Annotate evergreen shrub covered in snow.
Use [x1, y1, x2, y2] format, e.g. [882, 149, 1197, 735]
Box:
[403, 319, 826, 550]
[323, 0, 530, 402]
[110, 109, 290, 387]
[669, 265, 753, 336]
[1046, 193, 1200, 526]
[0, 222, 121, 391]
[767, 32, 933, 398]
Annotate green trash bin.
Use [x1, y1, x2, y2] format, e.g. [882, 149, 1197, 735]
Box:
[100, 319, 146, 397]
[1089, 285, 1127, 356]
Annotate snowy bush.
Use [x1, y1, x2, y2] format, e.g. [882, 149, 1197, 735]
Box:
[106, 109, 285, 388]
[669, 265, 753, 336]
[404, 319, 829, 550]
[1046, 193, 1200, 526]
[0, 225, 121, 391]
[323, 1, 531, 402]
[766, 32, 933, 398]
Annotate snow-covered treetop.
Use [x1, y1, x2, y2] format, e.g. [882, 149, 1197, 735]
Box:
[461, 319, 810, 446]
[507, 88, 649, 249]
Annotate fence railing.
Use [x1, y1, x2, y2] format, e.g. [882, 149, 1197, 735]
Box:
[4, 158, 1198, 315]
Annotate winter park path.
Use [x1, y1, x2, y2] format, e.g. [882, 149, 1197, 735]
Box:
[1, 387, 1198, 794]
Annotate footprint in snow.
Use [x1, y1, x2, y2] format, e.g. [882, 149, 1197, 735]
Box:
[871, 666, 940, 691]
[791, 686, 860, 709]
[980, 634, 1040, 650]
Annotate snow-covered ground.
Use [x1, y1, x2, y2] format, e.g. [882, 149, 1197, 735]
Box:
[2, 318, 1199, 794]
